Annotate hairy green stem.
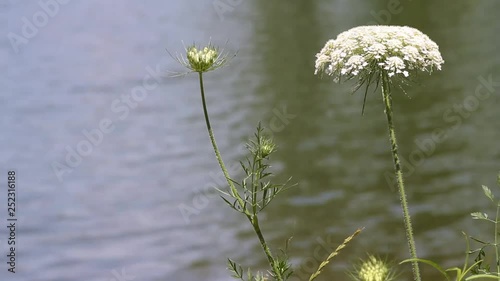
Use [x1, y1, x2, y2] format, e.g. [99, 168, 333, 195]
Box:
[495, 203, 500, 276]
[251, 215, 283, 281]
[198, 72, 244, 211]
[197, 72, 283, 281]
[380, 73, 421, 281]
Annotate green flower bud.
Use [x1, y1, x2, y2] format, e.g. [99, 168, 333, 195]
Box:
[186, 46, 219, 73]
[350, 255, 397, 281]
[168, 42, 234, 76]
[358, 256, 389, 281]
[259, 137, 276, 158]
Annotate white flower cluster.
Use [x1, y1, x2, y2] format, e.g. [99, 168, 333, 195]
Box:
[315, 25, 444, 80]
[357, 256, 390, 281]
[187, 46, 218, 72]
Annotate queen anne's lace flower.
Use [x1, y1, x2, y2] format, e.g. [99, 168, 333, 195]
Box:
[315, 25, 444, 81]
[169, 43, 233, 75]
[186, 46, 219, 73]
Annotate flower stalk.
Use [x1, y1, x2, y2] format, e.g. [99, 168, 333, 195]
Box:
[198, 72, 246, 213]
[197, 72, 283, 281]
[184, 44, 284, 280]
[315, 25, 444, 281]
[380, 72, 420, 281]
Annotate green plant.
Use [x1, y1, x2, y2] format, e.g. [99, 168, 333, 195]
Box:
[172, 43, 361, 280]
[178, 44, 289, 280]
[222, 125, 294, 281]
[401, 171, 500, 280]
[315, 25, 445, 281]
[468, 173, 500, 279]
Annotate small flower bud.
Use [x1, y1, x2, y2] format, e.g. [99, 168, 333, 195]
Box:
[259, 140, 276, 158]
[168, 42, 234, 76]
[358, 256, 388, 281]
[186, 45, 219, 73]
[350, 255, 396, 281]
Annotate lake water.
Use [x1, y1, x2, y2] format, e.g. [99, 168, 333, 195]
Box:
[2, 1, 500, 280]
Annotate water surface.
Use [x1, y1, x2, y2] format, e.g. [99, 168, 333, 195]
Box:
[2, 1, 500, 280]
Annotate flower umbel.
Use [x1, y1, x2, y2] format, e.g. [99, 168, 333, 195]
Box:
[169, 43, 233, 75]
[314, 25, 444, 82]
[350, 255, 396, 281]
[187, 46, 218, 72]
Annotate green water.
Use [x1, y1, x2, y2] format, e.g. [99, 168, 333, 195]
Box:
[7, 1, 499, 280]
[181, 1, 500, 280]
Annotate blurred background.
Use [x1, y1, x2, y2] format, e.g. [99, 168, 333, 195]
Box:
[2, 0, 500, 280]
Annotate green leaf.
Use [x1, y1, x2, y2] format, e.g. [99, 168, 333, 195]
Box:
[469, 236, 489, 245]
[445, 267, 462, 279]
[247, 268, 253, 280]
[227, 258, 245, 280]
[400, 258, 450, 281]
[462, 259, 487, 278]
[466, 274, 500, 280]
[240, 160, 250, 175]
[482, 185, 494, 202]
[220, 196, 242, 213]
[471, 212, 489, 220]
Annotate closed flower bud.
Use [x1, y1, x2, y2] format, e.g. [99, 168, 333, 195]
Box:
[259, 139, 276, 158]
[350, 255, 397, 281]
[186, 45, 218, 72]
[168, 42, 233, 75]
